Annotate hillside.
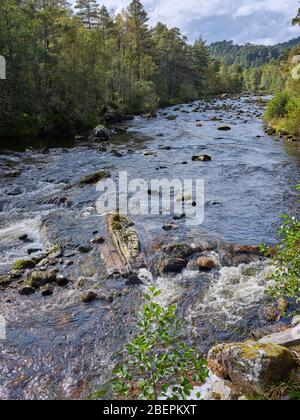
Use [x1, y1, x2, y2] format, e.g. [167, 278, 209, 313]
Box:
[209, 37, 300, 68]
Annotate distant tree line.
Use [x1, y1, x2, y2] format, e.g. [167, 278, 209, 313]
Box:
[0, 0, 223, 136]
[0, 0, 298, 137]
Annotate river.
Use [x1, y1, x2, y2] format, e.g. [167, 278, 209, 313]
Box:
[0, 95, 299, 399]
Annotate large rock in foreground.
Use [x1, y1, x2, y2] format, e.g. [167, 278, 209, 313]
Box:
[208, 341, 298, 395]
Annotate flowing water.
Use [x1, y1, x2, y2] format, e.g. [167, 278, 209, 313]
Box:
[0, 95, 300, 399]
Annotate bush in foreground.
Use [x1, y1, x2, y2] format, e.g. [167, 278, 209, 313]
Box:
[111, 287, 208, 400]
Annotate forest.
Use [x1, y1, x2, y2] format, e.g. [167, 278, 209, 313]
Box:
[1, 0, 298, 138]
[264, 8, 300, 136]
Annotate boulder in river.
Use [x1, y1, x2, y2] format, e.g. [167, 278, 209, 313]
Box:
[89, 125, 113, 142]
[208, 341, 298, 395]
[196, 256, 217, 271]
[19, 286, 36, 296]
[81, 291, 97, 303]
[158, 257, 188, 275]
[166, 115, 177, 121]
[192, 155, 212, 162]
[218, 126, 231, 131]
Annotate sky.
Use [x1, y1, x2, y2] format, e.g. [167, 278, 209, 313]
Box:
[97, 0, 300, 45]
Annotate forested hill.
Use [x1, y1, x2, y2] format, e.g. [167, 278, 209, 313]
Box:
[209, 37, 300, 68]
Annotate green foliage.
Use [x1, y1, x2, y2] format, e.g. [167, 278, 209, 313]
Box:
[265, 91, 292, 120]
[285, 96, 300, 136]
[112, 287, 208, 400]
[262, 189, 300, 304]
[0, 0, 216, 135]
[209, 38, 300, 68]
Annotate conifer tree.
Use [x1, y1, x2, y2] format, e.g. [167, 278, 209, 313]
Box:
[75, 0, 99, 29]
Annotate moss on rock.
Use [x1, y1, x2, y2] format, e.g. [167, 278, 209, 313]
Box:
[13, 259, 36, 271]
[79, 171, 111, 186]
[208, 340, 298, 395]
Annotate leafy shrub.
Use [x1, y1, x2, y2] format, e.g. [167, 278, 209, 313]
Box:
[112, 287, 208, 400]
[286, 96, 300, 136]
[265, 91, 292, 120]
[262, 187, 300, 304]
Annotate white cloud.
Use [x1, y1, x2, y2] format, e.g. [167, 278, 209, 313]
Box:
[89, 0, 300, 44]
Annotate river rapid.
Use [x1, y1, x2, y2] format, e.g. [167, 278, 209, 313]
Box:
[0, 95, 299, 399]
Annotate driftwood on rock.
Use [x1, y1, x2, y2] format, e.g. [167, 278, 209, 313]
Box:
[100, 213, 144, 276]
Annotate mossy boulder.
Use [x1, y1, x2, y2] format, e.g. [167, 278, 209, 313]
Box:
[0, 275, 12, 288]
[89, 125, 113, 142]
[208, 341, 298, 395]
[13, 259, 35, 271]
[79, 171, 111, 186]
[26, 271, 49, 289]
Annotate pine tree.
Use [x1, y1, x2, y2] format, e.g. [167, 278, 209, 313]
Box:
[293, 8, 300, 25]
[75, 0, 99, 29]
[127, 0, 148, 25]
[98, 5, 112, 29]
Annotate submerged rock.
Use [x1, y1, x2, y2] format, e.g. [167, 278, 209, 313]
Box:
[79, 171, 111, 186]
[218, 126, 231, 131]
[81, 291, 97, 303]
[208, 341, 298, 395]
[192, 155, 212, 162]
[19, 286, 36, 296]
[125, 274, 143, 286]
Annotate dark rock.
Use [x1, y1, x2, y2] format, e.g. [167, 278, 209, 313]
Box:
[162, 224, 178, 231]
[56, 275, 69, 287]
[159, 257, 188, 275]
[192, 155, 212, 162]
[111, 149, 123, 158]
[90, 236, 105, 245]
[41, 286, 54, 297]
[78, 245, 92, 254]
[81, 291, 97, 303]
[27, 248, 42, 255]
[163, 243, 194, 260]
[19, 286, 35, 296]
[173, 214, 186, 220]
[7, 187, 22, 196]
[89, 125, 113, 142]
[218, 126, 231, 131]
[125, 274, 143, 286]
